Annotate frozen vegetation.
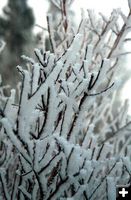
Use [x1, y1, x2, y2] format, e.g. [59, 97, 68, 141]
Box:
[0, 0, 131, 199]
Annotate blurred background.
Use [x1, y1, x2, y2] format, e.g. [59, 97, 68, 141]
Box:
[0, 0, 131, 112]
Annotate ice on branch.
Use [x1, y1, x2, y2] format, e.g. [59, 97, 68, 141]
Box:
[0, 1, 131, 200]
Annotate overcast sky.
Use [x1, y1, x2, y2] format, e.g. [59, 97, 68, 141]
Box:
[0, 0, 129, 25]
[32, 0, 129, 28]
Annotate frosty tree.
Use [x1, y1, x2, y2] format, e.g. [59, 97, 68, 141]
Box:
[0, 0, 131, 199]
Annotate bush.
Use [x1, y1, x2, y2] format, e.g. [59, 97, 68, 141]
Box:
[0, 1, 131, 199]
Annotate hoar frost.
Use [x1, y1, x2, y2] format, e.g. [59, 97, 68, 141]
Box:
[0, 0, 131, 199]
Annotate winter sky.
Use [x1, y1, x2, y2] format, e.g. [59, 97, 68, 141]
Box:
[0, 0, 129, 27]
[0, 0, 131, 113]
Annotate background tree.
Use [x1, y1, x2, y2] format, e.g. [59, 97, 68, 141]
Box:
[0, 0, 35, 88]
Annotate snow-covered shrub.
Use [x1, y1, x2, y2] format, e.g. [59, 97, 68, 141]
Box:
[0, 1, 131, 199]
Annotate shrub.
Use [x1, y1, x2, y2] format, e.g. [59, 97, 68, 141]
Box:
[0, 1, 131, 199]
